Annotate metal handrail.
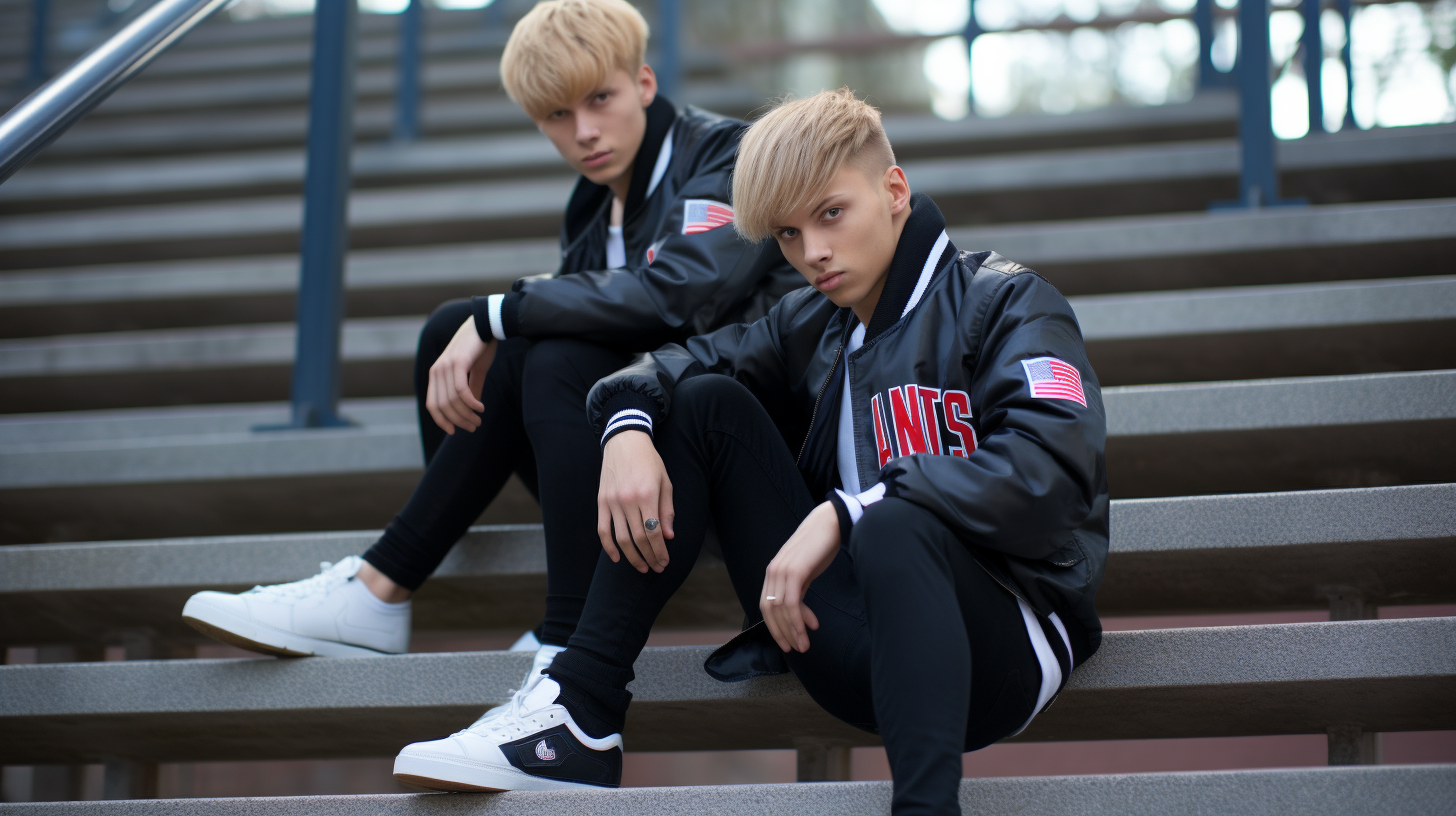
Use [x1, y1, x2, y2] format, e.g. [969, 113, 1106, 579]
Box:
[0, 0, 233, 184]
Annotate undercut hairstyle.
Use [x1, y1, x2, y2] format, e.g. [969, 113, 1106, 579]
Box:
[500, 0, 650, 121]
[732, 88, 897, 242]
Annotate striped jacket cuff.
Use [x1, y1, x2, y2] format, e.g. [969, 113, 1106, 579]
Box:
[600, 392, 661, 447]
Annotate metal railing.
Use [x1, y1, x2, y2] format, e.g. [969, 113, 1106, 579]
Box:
[0, 0, 233, 182]
[2, 0, 361, 429]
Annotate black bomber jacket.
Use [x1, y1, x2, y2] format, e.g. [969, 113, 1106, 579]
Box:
[471, 95, 802, 349]
[587, 194, 1110, 671]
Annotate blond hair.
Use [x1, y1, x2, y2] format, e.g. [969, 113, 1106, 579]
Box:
[732, 89, 896, 242]
[500, 0, 650, 121]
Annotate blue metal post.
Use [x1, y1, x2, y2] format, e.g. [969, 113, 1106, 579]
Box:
[1195, 0, 1217, 88]
[394, 0, 422, 141]
[656, 0, 680, 101]
[964, 0, 982, 115]
[1213, 0, 1303, 208]
[27, 0, 49, 86]
[1337, 0, 1355, 129]
[279, 0, 358, 429]
[1302, 0, 1324, 132]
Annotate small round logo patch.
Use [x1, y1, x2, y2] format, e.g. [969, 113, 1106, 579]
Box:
[534, 739, 557, 761]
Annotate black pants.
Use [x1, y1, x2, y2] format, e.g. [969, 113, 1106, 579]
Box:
[548, 375, 1041, 816]
[361, 300, 631, 646]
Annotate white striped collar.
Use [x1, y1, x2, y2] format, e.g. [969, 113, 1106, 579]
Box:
[901, 229, 950, 318]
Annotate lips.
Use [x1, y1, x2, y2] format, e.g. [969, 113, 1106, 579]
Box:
[814, 271, 845, 291]
[581, 150, 612, 169]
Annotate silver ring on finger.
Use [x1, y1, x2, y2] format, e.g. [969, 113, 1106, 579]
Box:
[644, 518, 660, 532]
[766, 596, 777, 601]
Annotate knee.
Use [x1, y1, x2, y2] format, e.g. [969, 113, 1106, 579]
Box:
[673, 374, 755, 415]
[524, 337, 590, 374]
[848, 498, 942, 580]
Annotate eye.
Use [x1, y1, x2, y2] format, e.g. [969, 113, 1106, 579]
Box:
[549, 110, 567, 120]
[594, 92, 610, 103]
[779, 227, 798, 239]
[824, 207, 842, 220]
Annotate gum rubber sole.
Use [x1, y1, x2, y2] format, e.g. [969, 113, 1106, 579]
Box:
[182, 615, 311, 658]
[393, 773, 505, 793]
[180, 596, 392, 658]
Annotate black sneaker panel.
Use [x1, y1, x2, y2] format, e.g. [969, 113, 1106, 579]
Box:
[500, 724, 622, 787]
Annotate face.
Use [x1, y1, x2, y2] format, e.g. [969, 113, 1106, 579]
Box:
[536, 65, 657, 188]
[772, 162, 912, 314]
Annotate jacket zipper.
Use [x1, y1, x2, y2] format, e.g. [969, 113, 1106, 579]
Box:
[796, 346, 843, 466]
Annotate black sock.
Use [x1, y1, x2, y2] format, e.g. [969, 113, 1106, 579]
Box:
[545, 648, 634, 739]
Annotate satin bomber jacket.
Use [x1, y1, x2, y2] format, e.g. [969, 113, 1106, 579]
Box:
[470, 96, 802, 350]
[587, 194, 1110, 667]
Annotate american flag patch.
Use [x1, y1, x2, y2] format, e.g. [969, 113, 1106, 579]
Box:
[1021, 357, 1086, 407]
[682, 199, 733, 235]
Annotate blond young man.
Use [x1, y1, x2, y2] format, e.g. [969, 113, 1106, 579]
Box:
[181, 0, 796, 676]
[390, 89, 1109, 810]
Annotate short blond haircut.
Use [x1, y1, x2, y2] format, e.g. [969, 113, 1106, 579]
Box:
[732, 89, 896, 242]
[500, 0, 649, 121]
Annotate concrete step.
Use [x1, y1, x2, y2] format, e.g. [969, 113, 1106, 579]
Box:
[85, 57, 506, 119]
[2, 96, 1240, 214]
[953, 197, 1456, 298]
[3, 200, 1451, 337]
[7, 126, 1452, 269]
[0, 134, 568, 214]
[4, 277, 1453, 412]
[31, 80, 764, 162]
[0, 240, 551, 338]
[2, 483, 1450, 646]
[1, 370, 1452, 543]
[2, 617, 1452, 762]
[1, 766, 1452, 816]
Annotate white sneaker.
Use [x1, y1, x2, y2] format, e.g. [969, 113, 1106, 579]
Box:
[509, 629, 542, 652]
[470, 644, 565, 726]
[394, 676, 622, 791]
[181, 555, 410, 657]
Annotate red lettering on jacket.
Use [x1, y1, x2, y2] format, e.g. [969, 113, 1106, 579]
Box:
[888, 386, 928, 455]
[942, 389, 978, 458]
[915, 386, 942, 455]
[871, 393, 894, 466]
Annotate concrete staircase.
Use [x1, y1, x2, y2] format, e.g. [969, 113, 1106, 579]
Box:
[2, 0, 1454, 811]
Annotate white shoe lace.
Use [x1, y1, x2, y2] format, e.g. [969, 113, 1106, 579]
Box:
[462, 687, 561, 741]
[245, 556, 360, 601]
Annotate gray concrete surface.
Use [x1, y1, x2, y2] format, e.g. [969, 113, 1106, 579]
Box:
[951, 197, 1456, 296]
[1, 370, 1451, 542]
[3, 276, 1451, 410]
[1, 765, 1449, 815]
[6, 95, 1239, 209]
[2, 766, 1453, 816]
[7, 125, 1453, 268]
[1, 483, 1450, 645]
[5, 200, 1451, 336]
[0, 240, 554, 337]
[0, 618, 1451, 762]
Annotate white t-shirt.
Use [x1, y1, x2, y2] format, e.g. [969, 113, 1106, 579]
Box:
[605, 225, 626, 269]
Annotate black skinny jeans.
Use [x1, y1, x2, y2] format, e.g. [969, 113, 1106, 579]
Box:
[361, 300, 630, 646]
[547, 374, 1041, 816]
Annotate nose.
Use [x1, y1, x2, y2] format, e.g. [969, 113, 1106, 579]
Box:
[575, 111, 600, 145]
[802, 231, 831, 268]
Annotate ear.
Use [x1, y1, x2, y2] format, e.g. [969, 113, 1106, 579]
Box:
[884, 166, 911, 215]
[637, 63, 658, 108]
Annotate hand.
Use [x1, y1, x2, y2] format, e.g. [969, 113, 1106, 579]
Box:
[761, 502, 841, 653]
[598, 430, 676, 573]
[425, 316, 496, 435]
